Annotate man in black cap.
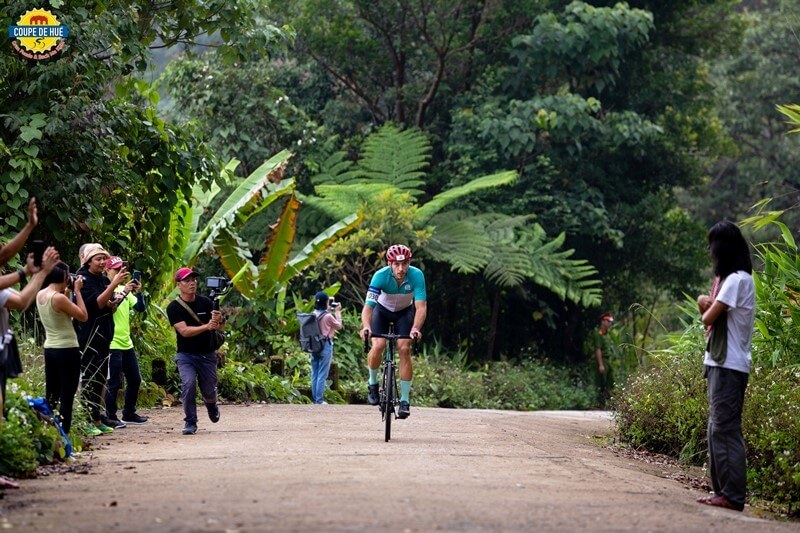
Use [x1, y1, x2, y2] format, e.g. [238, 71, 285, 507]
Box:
[166, 267, 224, 435]
[309, 292, 343, 404]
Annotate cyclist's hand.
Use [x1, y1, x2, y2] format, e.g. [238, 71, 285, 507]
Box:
[360, 327, 371, 341]
[410, 327, 421, 340]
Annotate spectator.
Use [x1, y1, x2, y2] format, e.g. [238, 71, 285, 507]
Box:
[592, 313, 615, 405]
[36, 262, 88, 436]
[104, 257, 148, 426]
[75, 243, 128, 435]
[166, 268, 224, 435]
[1, 247, 60, 425]
[309, 292, 343, 404]
[695, 220, 755, 512]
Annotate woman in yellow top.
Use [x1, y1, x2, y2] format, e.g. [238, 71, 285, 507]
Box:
[36, 262, 88, 435]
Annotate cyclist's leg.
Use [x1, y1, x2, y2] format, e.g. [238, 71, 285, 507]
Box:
[367, 338, 385, 382]
[368, 305, 392, 385]
[395, 305, 416, 405]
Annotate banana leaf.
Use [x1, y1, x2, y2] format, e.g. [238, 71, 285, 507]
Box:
[183, 151, 294, 265]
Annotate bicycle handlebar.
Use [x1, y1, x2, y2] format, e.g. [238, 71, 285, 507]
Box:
[362, 330, 419, 354]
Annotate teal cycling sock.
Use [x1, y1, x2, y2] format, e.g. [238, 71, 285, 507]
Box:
[400, 380, 412, 403]
[368, 368, 379, 385]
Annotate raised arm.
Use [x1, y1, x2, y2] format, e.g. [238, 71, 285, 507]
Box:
[0, 197, 37, 267]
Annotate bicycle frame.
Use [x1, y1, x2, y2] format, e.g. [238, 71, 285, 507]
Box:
[366, 325, 413, 442]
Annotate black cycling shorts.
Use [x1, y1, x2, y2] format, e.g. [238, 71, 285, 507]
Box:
[370, 303, 415, 336]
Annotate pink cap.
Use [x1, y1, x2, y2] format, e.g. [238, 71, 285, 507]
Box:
[106, 256, 124, 270]
[174, 267, 199, 282]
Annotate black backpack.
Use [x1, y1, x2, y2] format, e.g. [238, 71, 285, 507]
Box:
[297, 311, 328, 353]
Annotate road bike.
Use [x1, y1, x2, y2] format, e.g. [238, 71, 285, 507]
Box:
[365, 326, 414, 442]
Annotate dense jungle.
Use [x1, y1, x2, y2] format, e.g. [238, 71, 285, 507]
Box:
[1, 0, 798, 515]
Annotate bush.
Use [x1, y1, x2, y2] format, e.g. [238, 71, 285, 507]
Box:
[743, 366, 800, 512]
[0, 383, 59, 476]
[485, 360, 595, 411]
[217, 361, 304, 403]
[615, 320, 800, 513]
[396, 348, 596, 411]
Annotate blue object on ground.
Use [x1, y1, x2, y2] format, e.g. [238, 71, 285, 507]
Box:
[26, 397, 72, 458]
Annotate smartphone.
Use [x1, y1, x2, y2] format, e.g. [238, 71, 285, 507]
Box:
[132, 270, 142, 281]
[32, 240, 45, 267]
[122, 260, 130, 270]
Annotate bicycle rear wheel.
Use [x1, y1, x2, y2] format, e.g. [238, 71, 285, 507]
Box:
[383, 363, 394, 442]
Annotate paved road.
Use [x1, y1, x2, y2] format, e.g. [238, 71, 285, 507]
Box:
[1, 404, 797, 532]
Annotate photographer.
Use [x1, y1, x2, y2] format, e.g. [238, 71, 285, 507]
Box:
[104, 257, 148, 426]
[309, 292, 342, 405]
[75, 244, 128, 435]
[166, 268, 224, 436]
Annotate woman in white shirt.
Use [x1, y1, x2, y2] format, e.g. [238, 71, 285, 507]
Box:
[696, 220, 755, 512]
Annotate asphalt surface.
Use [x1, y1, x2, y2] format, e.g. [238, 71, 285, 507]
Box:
[1, 404, 798, 532]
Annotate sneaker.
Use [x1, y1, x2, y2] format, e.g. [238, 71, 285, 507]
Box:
[122, 413, 149, 425]
[182, 422, 197, 435]
[367, 384, 380, 406]
[84, 425, 103, 437]
[398, 401, 411, 419]
[95, 423, 115, 434]
[102, 416, 126, 429]
[206, 403, 220, 423]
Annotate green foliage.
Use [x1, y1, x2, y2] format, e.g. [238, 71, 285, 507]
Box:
[306, 124, 601, 310]
[696, 0, 800, 232]
[749, 221, 800, 368]
[0, 0, 290, 279]
[0, 384, 59, 476]
[217, 362, 303, 403]
[410, 351, 596, 411]
[159, 55, 312, 178]
[614, 322, 709, 462]
[743, 366, 800, 511]
[484, 359, 595, 411]
[511, 1, 654, 94]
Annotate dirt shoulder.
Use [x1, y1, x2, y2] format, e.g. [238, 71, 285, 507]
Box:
[1, 404, 797, 532]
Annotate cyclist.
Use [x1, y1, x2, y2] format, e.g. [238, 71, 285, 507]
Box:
[359, 244, 427, 419]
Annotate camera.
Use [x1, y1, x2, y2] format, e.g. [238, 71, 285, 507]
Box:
[206, 276, 232, 311]
[67, 273, 79, 289]
[329, 298, 341, 309]
[206, 276, 230, 291]
[122, 260, 130, 270]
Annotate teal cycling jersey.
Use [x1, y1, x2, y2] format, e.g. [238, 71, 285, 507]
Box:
[365, 266, 426, 312]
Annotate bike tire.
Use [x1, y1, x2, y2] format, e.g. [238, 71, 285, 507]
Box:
[384, 363, 394, 442]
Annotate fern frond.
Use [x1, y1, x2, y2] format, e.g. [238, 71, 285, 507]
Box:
[358, 124, 430, 197]
[311, 150, 363, 186]
[483, 246, 532, 287]
[426, 216, 494, 274]
[417, 170, 518, 223]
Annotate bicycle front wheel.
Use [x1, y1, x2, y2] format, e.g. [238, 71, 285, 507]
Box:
[384, 363, 394, 442]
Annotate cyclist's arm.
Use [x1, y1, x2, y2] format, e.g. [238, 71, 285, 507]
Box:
[361, 303, 374, 333]
[411, 300, 427, 335]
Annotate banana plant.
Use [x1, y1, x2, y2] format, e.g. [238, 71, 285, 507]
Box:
[173, 149, 362, 301]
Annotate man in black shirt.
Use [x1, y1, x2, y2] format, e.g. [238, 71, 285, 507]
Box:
[166, 267, 224, 435]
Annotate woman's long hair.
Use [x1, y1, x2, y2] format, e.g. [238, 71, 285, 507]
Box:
[42, 261, 70, 287]
[708, 220, 753, 278]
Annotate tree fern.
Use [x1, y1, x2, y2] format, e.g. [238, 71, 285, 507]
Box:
[310, 150, 362, 186]
[426, 212, 494, 274]
[357, 124, 430, 196]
